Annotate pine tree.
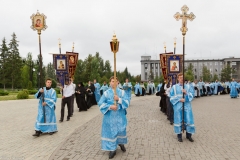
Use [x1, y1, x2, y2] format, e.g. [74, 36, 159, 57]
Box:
[202, 65, 211, 82]
[0, 37, 9, 90]
[8, 33, 23, 90]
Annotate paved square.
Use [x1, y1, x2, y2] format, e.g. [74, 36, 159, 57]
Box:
[0, 94, 239, 160]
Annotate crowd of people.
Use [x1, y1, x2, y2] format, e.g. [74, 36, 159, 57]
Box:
[32, 76, 239, 158]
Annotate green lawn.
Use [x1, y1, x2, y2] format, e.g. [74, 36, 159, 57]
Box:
[0, 94, 62, 101]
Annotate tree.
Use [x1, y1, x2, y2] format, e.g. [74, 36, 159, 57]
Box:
[21, 65, 30, 88]
[212, 74, 219, 82]
[104, 60, 112, 78]
[0, 37, 9, 90]
[185, 63, 194, 81]
[221, 64, 234, 81]
[8, 33, 23, 89]
[202, 65, 211, 82]
[46, 62, 56, 81]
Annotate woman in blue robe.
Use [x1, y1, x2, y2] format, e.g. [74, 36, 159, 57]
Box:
[33, 78, 57, 137]
[170, 73, 195, 142]
[98, 77, 129, 159]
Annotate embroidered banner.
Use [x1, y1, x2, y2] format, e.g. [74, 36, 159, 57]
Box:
[166, 54, 183, 85]
[159, 52, 173, 81]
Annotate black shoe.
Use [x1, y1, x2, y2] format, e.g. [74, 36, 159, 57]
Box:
[67, 118, 70, 121]
[109, 150, 116, 159]
[170, 122, 173, 125]
[32, 131, 41, 137]
[59, 119, 63, 122]
[70, 115, 73, 117]
[178, 138, 183, 142]
[187, 137, 194, 142]
[119, 144, 126, 152]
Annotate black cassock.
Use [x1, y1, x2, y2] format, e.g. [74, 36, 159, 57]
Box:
[86, 83, 97, 108]
[75, 86, 88, 111]
[159, 83, 167, 114]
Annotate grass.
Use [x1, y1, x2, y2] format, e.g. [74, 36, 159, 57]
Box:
[0, 94, 62, 101]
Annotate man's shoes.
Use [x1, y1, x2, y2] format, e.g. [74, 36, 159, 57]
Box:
[67, 118, 70, 121]
[49, 132, 54, 135]
[178, 138, 183, 142]
[32, 131, 41, 137]
[119, 144, 126, 152]
[59, 119, 63, 122]
[109, 150, 116, 159]
[187, 137, 194, 142]
[170, 122, 173, 125]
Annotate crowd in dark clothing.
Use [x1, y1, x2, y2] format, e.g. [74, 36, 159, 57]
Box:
[75, 82, 97, 112]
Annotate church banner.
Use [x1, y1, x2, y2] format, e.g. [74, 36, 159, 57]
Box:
[159, 52, 173, 81]
[66, 52, 79, 79]
[53, 54, 69, 87]
[166, 54, 183, 85]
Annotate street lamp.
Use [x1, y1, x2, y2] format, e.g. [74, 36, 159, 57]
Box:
[110, 33, 119, 105]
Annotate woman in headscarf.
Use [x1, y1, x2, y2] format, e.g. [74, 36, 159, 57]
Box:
[75, 82, 88, 111]
[159, 81, 167, 114]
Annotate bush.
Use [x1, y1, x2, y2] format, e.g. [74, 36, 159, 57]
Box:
[54, 88, 61, 94]
[27, 81, 33, 90]
[0, 90, 9, 96]
[17, 90, 29, 99]
[28, 90, 38, 95]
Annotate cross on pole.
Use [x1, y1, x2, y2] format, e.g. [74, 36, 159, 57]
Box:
[174, 5, 195, 134]
[174, 5, 196, 36]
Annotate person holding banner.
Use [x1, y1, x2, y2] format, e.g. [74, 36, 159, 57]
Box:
[33, 78, 57, 137]
[170, 73, 195, 142]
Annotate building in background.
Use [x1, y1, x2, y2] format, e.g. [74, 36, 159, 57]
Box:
[141, 55, 240, 82]
[140, 55, 162, 82]
[185, 57, 240, 80]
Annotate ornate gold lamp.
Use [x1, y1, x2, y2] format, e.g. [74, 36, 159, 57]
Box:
[110, 33, 119, 105]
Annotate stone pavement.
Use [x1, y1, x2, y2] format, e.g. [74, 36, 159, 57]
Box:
[0, 98, 100, 160]
[0, 94, 240, 160]
[49, 94, 240, 160]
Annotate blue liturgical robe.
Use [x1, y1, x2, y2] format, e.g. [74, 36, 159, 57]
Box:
[213, 82, 220, 95]
[34, 88, 57, 133]
[157, 83, 162, 92]
[134, 83, 142, 95]
[230, 81, 238, 98]
[170, 84, 195, 134]
[98, 87, 129, 151]
[123, 82, 132, 102]
[100, 84, 109, 94]
[94, 83, 101, 102]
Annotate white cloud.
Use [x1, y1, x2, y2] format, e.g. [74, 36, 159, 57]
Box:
[1, 0, 240, 76]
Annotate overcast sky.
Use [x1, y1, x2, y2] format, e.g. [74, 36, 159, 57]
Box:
[0, 0, 240, 76]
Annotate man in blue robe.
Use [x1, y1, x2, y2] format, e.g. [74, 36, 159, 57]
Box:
[146, 81, 153, 95]
[230, 79, 238, 98]
[123, 78, 132, 103]
[157, 82, 162, 92]
[134, 82, 142, 96]
[94, 79, 101, 102]
[33, 78, 57, 137]
[100, 81, 109, 96]
[213, 80, 221, 95]
[98, 76, 129, 159]
[170, 73, 195, 142]
[198, 79, 205, 96]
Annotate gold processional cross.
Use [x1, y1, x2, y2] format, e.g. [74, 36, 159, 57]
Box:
[174, 5, 196, 36]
